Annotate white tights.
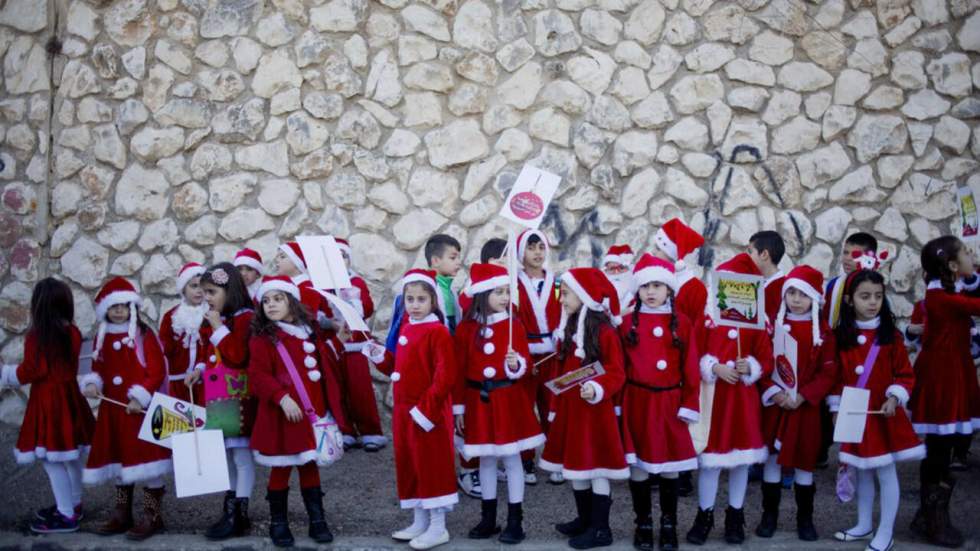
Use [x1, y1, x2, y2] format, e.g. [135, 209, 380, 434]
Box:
[762, 454, 814, 486]
[226, 448, 255, 498]
[571, 477, 611, 495]
[845, 464, 899, 550]
[630, 467, 678, 481]
[478, 454, 524, 503]
[697, 465, 749, 510]
[42, 460, 84, 518]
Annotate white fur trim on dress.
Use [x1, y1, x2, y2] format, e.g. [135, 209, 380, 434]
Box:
[127, 385, 152, 408]
[626, 454, 698, 475]
[884, 384, 910, 408]
[528, 340, 555, 355]
[913, 419, 980, 436]
[538, 458, 630, 480]
[83, 458, 173, 486]
[677, 407, 700, 424]
[740, 355, 763, 385]
[462, 433, 546, 458]
[699, 355, 719, 384]
[79, 372, 103, 394]
[14, 445, 89, 465]
[838, 444, 926, 469]
[400, 492, 459, 510]
[761, 385, 783, 407]
[698, 447, 769, 468]
[210, 325, 231, 346]
[826, 394, 841, 412]
[253, 449, 319, 467]
[582, 381, 604, 404]
[409, 406, 435, 432]
[505, 354, 528, 380]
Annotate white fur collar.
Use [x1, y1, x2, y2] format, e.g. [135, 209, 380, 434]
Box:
[764, 270, 784, 288]
[480, 311, 509, 325]
[172, 302, 208, 336]
[104, 322, 131, 334]
[640, 304, 671, 314]
[856, 317, 880, 330]
[408, 313, 440, 325]
[786, 312, 811, 321]
[276, 321, 312, 339]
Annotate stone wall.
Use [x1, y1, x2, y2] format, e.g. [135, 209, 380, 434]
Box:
[0, 0, 978, 407]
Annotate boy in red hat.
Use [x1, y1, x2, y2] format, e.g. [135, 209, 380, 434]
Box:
[159, 263, 209, 405]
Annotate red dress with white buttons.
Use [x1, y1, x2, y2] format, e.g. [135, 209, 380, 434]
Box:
[82, 325, 173, 485]
[248, 323, 348, 466]
[159, 304, 210, 406]
[619, 307, 700, 474]
[698, 323, 773, 468]
[452, 313, 545, 458]
[202, 309, 256, 448]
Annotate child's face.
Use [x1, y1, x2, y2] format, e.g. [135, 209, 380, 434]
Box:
[404, 283, 434, 320]
[950, 243, 976, 278]
[488, 286, 510, 313]
[430, 247, 462, 277]
[203, 282, 226, 312]
[262, 291, 291, 322]
[107, 303, 130, 324]
[603, 262, 629, 275]
[638, 282, 669, 308]
[238, 266, 260, 286]
[523, 241, 547, 270]
[747, 243, 770, 269]
[182, 276, 205, 306]
[841, 243, 870, 274]
[559, 282, 582, 313]
[785, 287, 813, 315]
[849, 280, 884, 321]
[275, 250, 300, 277]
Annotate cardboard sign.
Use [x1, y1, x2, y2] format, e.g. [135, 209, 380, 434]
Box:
[499, 165, 561, 230]
[545, 362, 605, 395]
[297, 235, 353, 291]
[833, 386, 871, 444]
[138, 393, 207, 449]
[709, 271, 765, 330]
[316, 289, 370, 333]
[958, 186, 978, 242]
[772, 327, 799, 401]
[172, 430, 231, 498]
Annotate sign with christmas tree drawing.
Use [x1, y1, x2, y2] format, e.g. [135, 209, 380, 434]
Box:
[959, 186, 978, 242]
[709, 270, 765, 330]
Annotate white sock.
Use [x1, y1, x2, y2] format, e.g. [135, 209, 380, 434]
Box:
[591, 477, 610, 496]
[42, 461, 75, 518]
[728, 465, 749, 509]
[698, 467, 721, 510]
[232, 447, 254, 498]
[428, 507, 447, 533]
[479, 456, 498, 500]
[66, 459, 83, 505]
[872, 464, 899, 549]
[145, 476, 165, 489]
[848, 467, 875, 536]
[226, 450, 237, 493]
[405, 506, 429, 532]
[571, 479, 590, 491]
[630, 467, 650, 482]
[661, 471, 678, 480]
[763, 454, 782, 483]
[502, 454, 524, 504]
[794, 469, 814, 486]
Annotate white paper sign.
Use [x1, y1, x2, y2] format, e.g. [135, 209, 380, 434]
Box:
[499, 165, 561, 230]
[316, 289, 370, 333]
[772, 327, 799, 401]
[172, 430, 231, 498]
[297, 235, 353, 291]
[833, 386, 871, 444]
[138, 392, 207, 449]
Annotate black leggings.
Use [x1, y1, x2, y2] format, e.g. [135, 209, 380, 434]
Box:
[920, 434, 956, 486]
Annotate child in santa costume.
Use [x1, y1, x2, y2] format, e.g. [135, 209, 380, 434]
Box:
[234, 248, 264, 303]
[686, 253, 773, 547]
[908, 236, 980, 548]
[453, 263, 544, 545]
[602, 244, 636, 314]
[79, 277, 171, 540]
[540, 267, 627, 550]
[0, 278, 95, 534]
[248, 275, 349, 547]
[185, 263, 257, 540]
[747, 231, 786, 331]
[755, 265, 837, 542]
[828, 268, 924, 551]
[364, 269, 459, 550]
[275, 241, 333, 328]
[619, 254, 700, 551]
[159, 263, 209, 406]
[652, 218, 707, 324]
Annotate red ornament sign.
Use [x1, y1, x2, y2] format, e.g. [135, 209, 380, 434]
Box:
[509, 191, 544, 220]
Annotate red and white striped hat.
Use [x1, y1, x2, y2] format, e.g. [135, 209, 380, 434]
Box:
[632, 253, 678, 293]
[399, 268, 445, 315]
[176, 262, 206, 293]
[233, 248, 264, 274]
[257, 275, 300, 301]
[465, 263, 510, 297]
[603, 244, 635, 267]
[279, 242, 307, 273]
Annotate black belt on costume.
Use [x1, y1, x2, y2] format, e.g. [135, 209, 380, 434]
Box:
[467, 379, 515, 402]
[527, 332, 552, 339]
[627, 379, 682, 392]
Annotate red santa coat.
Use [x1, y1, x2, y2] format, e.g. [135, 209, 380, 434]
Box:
[159, 304, 210, 406]
[82, 325, 172, 485]
[203, 309, 256, 448]
[516, 271, 562, 427]
[910, 281, 980, 435]
[763, 273, 785, 331]
[698, 323, 773, 468]
[828, 321, 925, 468]
[5, 326, 95, 464]
[375, 314, 459, 509]
[675, 270, 708, 326]
[452, 314, 544, 458]
[248, 324, 348, 466]
[540, 324, 628, 480]
[759, 315, 837, 471]
[334, 276, 384, 443]
[619, 308, 700, 474]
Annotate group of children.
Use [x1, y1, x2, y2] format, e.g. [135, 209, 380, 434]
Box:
[2, 218, 978, 551]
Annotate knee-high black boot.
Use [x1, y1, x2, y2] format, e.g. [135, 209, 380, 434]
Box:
[468, 498, 499, 539]
[755, 482, 781, 538]
[629, 479, 653, 551]
[557, 488, 593, 537]
[569, 493, 613, 549]
[794, 483, 818, 541]
[658, 477, 679, 551]
[266, 489, 293, 548]
[300, 487, 333, 543]
[499, 502, 525, 544]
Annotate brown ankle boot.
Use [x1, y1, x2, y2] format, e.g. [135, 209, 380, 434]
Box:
[126, 487, 165, 540]
[96, 485, 134, 535]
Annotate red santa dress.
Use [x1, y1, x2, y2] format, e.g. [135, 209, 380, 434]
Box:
[159, 302, 210, 406]
[203, 308, 256, 449]
[337, 274, 386, 445]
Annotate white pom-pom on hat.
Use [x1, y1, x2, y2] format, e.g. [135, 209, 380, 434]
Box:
[483, 367, 496, 379]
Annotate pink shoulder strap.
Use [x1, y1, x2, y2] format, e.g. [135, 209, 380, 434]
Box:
[274, 341, 318, 423]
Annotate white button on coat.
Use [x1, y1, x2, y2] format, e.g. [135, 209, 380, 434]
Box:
[210, 355, 217, 363]
[483, 343, 495, 355]
[112, 341, 122, 351]
[398, 336, 408, 346]
[857, 335, 867, 345]
[728, 329, 738, 340]
[855, 365, 864, 375]
[483, 367, 496, 379]
[483, 328, 494, 338]
[390, 372, 401, 382]
[112, 376, 123, 385]
[303, 341, 316, 353]
[783, 325, 791, 332]
[653, 327, 664, 337]
[308, 370, 321, 382]
[304, 356, 317, 368]
[656, 360, 668, 370]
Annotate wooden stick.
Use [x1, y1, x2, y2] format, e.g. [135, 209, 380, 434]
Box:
[533, 352, 557, 367]
[188, 385, 202, 475]
[847, 410, 886, 415]
[507, 228, 515, 354]
[736, 328, 742, 359]
[96, 394, 146, 413]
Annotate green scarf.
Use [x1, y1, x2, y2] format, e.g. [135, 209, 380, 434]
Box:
[436, 274, 456, 317]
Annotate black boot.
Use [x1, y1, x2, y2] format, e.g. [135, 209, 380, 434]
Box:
[910, 481, 929, 537]
[234, 497, 250, 534]
[723, 506, 745, 544]
[266, 489, 294, 548]
[677, 472, 693, 497]
[569, 493, 613, 549]
[300, 487, 333, 543]
[205, 491, 237, 540]
[658, 476, 679, 551]
[755, 482, 781, 538]
[499, 502, 525, 544]
[629, 479, 653, 551]
[685, 508, 713, 545]
[468, 498, 500, 539]
[794, 483, 818, 541]
[926, 480, 964, 548]
[557, 489, 593, 537]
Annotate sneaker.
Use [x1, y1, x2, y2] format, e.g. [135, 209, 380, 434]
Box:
[30, 512, 79, 534]
[36, 504, 83, 521]
[523, 460, 538, 486]
[548, 471, 565, 485]
[458, 470, 482, 499]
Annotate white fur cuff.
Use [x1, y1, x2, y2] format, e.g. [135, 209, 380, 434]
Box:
[79, 372, 103, 394]
[582, 380, 604, 404]
[761, 385, 783, 407]
[677, 407, 700, 424]
[210, 325, 231, 346]
[885, 384, 910, 407]
[505, 354, 528, 380]
[409, 406, 435, 432]
[699, 355, 719, 384]
[827, 395, 841, 413]
[127, 385, 152, 408]
[740, 355, 763, 385]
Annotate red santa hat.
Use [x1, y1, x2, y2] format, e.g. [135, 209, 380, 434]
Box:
[716, 252, 763, 277]
[516, 229, 550, 262]
[176, 262, 206, 293]
[334, 238, 352, 258]
[465, 263, 510, 297]
[632, 253, 678, 293]
[776, 265, 825, 345]
[233, 248, 264, 274]
[603, 244, 635, 267]
[399, 268, 445, 315]
[557, 267, 621, 359]
[279, 242, 307, 273]
[257, 274, 300, 301]
[654, 218, 705, 263]
[93, 277, 143, 357]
